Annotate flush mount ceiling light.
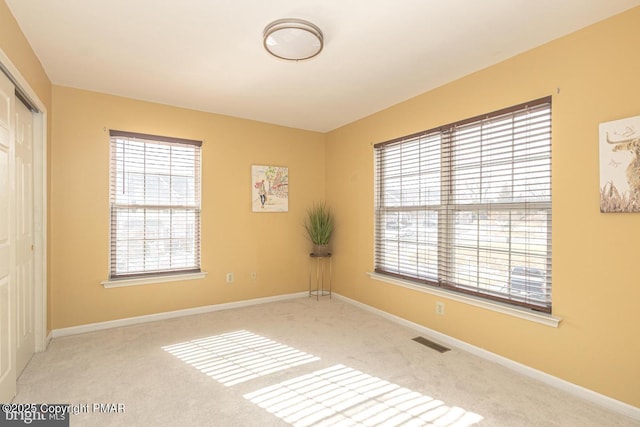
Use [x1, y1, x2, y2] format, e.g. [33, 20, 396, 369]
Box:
[263, 18, 324, 61]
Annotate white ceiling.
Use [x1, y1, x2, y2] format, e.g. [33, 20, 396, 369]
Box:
[6, 0, 640, 132]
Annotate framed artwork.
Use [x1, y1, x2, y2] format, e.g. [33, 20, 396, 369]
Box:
[599, 116, 640, 213]
[252, 165, 289, 212]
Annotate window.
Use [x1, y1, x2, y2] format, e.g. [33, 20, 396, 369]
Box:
[374, 97, 552, 313]
[109, 130, 202, 280]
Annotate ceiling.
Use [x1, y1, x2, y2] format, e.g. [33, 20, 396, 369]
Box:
[6, 0, 640, 132]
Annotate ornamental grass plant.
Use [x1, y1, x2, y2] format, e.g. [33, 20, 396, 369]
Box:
[304, 202, 333, 246]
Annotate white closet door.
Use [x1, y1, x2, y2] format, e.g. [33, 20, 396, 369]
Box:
[0, 70, 16, 402]
[15, 98, 34, 376]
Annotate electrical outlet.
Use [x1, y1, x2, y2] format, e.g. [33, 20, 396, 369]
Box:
[226, 272, 234, 284]
[435, 301, 445, 316]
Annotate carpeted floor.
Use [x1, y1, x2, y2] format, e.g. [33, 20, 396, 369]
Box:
[12, 297, 637, 426]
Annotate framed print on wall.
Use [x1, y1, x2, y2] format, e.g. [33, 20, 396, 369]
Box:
[599, 116, 640, 213]
[252, 165, 289, 212]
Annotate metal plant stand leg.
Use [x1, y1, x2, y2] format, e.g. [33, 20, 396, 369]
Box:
[308, 253, 332, 300]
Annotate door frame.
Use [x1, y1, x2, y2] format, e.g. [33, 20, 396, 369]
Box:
[0, 48, 48, 352]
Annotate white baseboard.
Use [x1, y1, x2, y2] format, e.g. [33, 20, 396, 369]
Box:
[333, 293, 640, 421]
[51, 292, 308, 338]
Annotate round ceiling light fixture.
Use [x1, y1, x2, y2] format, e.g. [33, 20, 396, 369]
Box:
[263, 18, 324, 61]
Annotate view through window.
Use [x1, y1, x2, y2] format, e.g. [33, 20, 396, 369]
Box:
[374, 97, 552, 312]
[109, 130, 202, 279]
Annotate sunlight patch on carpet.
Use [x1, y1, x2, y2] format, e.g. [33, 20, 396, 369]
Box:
[162, 330, 319, 386]
[244, 364, 483, 426]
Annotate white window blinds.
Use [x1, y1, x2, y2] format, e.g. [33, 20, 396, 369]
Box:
[109, 130, 202, 279]
[374, 97, 552, 313]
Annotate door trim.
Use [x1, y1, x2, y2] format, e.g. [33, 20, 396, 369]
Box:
[0, 48, 48, 352]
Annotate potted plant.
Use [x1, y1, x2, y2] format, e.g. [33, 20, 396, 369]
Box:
[304, 202, 333, 255]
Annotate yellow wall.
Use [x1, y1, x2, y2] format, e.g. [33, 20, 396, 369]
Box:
[326, 7, 640, 407]
[50, 86, 325, 328]
[0, 1, 51, 107]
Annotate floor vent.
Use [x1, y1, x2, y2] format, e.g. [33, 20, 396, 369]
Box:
[412, 336, 450, 353]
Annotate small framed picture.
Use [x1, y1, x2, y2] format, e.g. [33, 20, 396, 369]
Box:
[599, 116, 640, 212]
[252, 165, 288, 212]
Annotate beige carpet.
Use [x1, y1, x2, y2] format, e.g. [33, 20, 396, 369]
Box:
[12, 297, 637, 426]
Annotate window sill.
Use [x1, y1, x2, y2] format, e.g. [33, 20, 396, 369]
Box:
[101, 271, 207, 289]
[367, 272, 562, 328]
